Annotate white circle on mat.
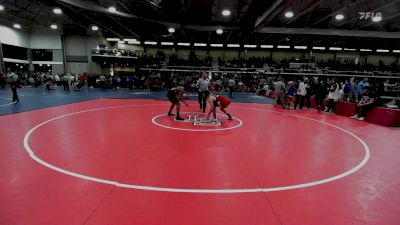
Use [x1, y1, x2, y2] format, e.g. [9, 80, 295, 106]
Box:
[0, 97, 16, 107]
[23, 104, 370, 193]
[151, 113, 243, 131]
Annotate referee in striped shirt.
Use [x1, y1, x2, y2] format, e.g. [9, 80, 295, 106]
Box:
[196, 72, 211, 113]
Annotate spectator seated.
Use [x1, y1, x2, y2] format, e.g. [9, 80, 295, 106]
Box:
[309, 97, 400, 127]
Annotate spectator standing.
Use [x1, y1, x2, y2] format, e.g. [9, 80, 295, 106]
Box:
[70, 74, 76, 87]
[350, 79, 358, 103]
[99, 75, 106, 91]
[305, 78, 314, 109]
[343, 80, 351, 101]
[285, 81, 296, 109]
[63, 74, 70, 91]
[228, 77, 236, 98]
[325, 78, 340, 114]
[79, 73, 87, 87]
[294, 78, 308, 110]
[7, 68, 19, 102]
[112, 76, 118, 90]
[54, 74, 61, 86]
[273, 77, 286, 109]
[0, 72, 6, 88]
[127, 76, 134, 90]
[315, 80, 327, 109]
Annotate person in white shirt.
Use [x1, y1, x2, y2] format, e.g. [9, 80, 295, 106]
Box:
[227, 77, 236, 98]
[325, 78, 340, 114]
[383, 79, 398, 92]
[54, 74, 60, 85]
[28, 77, 35, 85]
[294, 78, 309, 110]
[273, 77, 286, 109]
[196, 72, 211, 113]
[6, 68, 19, 102]
[63, 74, 71, 91]
[99, 75, 106, 91]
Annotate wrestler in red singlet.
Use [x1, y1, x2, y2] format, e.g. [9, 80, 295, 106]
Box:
[216, 95, 231, 109]
[207, 95, 233, 120]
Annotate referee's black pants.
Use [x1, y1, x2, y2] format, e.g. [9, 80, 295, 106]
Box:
[198, 90, 210, 113]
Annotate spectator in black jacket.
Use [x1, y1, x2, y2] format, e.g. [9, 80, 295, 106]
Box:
[315, 80, 328, 109]
[350, 86, 376, 121]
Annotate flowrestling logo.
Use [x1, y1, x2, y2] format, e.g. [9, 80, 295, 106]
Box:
[359, 12, 382, 20]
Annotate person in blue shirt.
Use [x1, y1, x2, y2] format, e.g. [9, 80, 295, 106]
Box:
[357, 78, 369, 102]
[343, 80, 352, 101]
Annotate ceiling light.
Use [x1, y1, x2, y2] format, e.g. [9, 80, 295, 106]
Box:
[216, 29, 223, 35]
[50, 24, 58, 30]
[222, 9, 231, 16]
[128, 41, 140, 45]
[284, 11, 294, 18]
[91, 26, 99, 31]
[47, 64, 51, 67]
[277, 45, 290, 49]
[344, 48, 356, 51]
[194, 43, 207, 47]
[106, 38, 120, 41]
[244, 44, 257, 48]
[118, 41, 125, 44]
[335, 14, 344, 20]
[123, 39, 136, 42]
[329, 47, 342, 51]
[372, 16, 382, 22]
[0, 5, 4, 11]
[161, 42, 174, 46]
[53, 8, 62, 14]
[227, 44, 240, 47]
[376, 49, 389, 53]
[260, 45, 274, 48]
[144, 41, 157, 45]
[360, 49, 372, 52]
[313, 46, 325, 50]
[294, 46, 307, 49]
[108, 6, 116, 13]
[13, 24, 21, 29]
[393, 50, 400, 53]
[177, 42, 190, 46]
[168, 27, 175, 33]
[210, 44, 223, 47]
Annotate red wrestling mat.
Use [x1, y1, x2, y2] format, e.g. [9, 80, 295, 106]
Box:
[0, 99, 399, 225]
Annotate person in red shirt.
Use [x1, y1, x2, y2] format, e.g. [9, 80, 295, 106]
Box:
[79, 73, 87, 82]
[206, 94, 233, 121]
